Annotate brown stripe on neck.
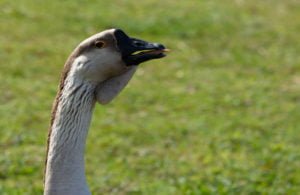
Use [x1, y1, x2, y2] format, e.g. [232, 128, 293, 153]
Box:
[44, 44, 87, 181]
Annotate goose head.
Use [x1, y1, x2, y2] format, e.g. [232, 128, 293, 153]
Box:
[64, 28, 168, 104]
[67, 28, 167, 83]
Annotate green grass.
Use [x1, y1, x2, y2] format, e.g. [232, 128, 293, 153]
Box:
[1, 0, 300, 194]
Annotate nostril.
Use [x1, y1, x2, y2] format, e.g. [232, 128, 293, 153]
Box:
[134, 41, 144, 47]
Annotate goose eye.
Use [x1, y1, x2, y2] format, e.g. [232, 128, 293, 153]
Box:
[95, 41, 105, 48]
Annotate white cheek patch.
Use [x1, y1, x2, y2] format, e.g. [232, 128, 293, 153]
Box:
[95, 66, 137, 104]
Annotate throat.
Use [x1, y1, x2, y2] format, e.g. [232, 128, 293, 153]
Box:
[44, 79, 96, 195]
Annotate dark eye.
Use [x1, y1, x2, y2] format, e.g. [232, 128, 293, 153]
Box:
[95, 41, 105, 48]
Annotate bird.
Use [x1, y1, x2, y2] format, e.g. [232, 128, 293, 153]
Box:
[44, 29, 168, 195]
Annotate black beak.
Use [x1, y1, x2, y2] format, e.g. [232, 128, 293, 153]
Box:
[114, 29, 168, 66]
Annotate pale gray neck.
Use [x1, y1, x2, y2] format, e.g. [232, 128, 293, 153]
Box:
[44, 76, 96, 195]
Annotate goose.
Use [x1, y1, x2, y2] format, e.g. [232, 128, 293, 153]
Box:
[44, 29, 168, 195]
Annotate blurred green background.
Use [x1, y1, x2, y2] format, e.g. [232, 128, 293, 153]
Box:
[1, 0, 300, 194]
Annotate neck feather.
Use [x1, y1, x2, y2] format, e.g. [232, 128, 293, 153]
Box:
[44, 75, 96, 195]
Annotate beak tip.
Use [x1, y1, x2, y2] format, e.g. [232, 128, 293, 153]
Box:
[153, 43, 165, 50]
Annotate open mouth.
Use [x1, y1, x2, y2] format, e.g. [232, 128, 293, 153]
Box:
[131, 48, 170, 57]
[114, 29, 169, 66]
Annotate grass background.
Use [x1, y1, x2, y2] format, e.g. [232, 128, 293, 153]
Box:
[1, 0, 300, 194]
